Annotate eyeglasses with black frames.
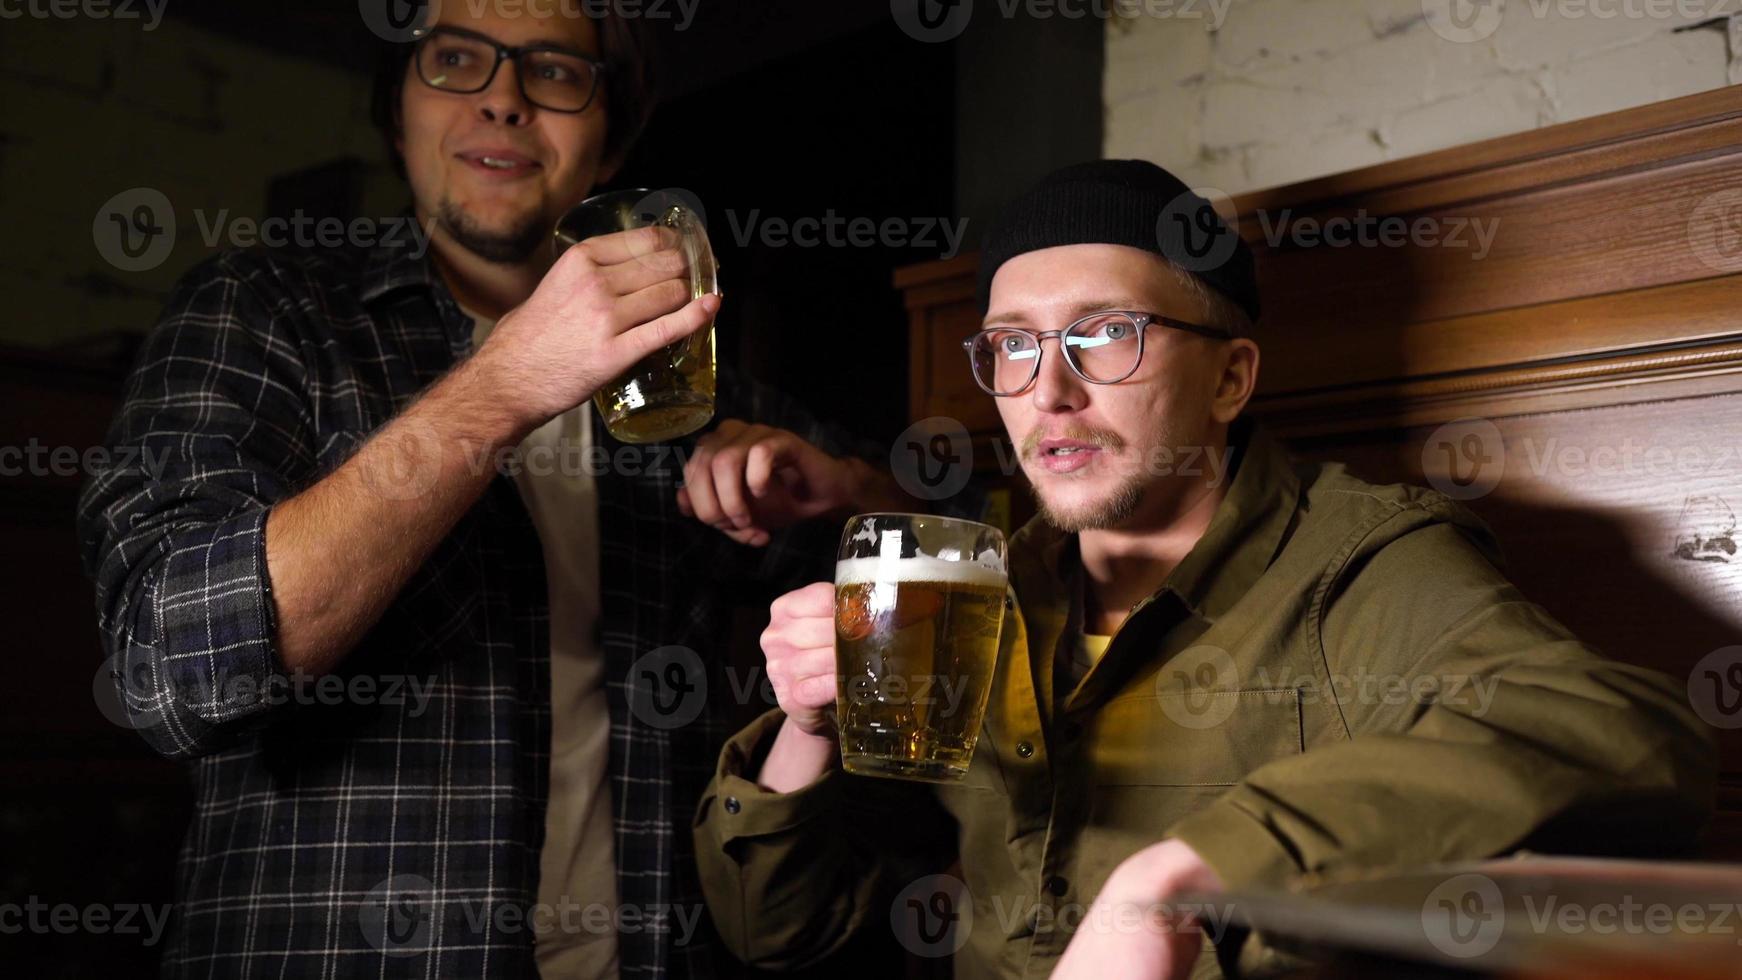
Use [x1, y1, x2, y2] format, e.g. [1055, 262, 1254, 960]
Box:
[412, 25, 607, 114]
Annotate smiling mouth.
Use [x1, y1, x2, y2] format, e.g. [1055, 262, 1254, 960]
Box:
[456, 152, 542, 176]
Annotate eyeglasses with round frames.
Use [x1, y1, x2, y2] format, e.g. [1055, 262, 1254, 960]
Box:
[963, 310, 1228, 397]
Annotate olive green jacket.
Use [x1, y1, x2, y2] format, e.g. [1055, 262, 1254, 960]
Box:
[692, 420, 1716, 979]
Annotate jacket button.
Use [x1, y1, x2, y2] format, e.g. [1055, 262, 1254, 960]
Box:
[1046, 875, 1069, 897]
[724, 796, 741, 814]
[1015, 741, 1034, 758]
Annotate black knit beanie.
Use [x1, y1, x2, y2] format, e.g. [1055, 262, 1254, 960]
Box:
[975, 159, 1260, 324]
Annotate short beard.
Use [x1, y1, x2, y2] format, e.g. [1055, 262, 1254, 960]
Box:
[437, 198, 549, 264]
[1021, 422, 1147, 532]
[1032, 473, 1146, 533]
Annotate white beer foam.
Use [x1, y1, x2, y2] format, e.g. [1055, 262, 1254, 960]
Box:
[835, 554, 1006, 588]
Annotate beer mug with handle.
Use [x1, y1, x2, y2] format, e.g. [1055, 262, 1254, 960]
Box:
[834, 513, 1008, 782]
[554, 187, 720, 443]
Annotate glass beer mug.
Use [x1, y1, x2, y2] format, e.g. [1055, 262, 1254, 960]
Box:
[834, 513, 1008, 782]
[554, 188, 720, 444]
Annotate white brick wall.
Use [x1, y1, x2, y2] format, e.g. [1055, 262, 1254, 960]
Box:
[1105, 0, 1736, 195]
[1, 16, 395, 348]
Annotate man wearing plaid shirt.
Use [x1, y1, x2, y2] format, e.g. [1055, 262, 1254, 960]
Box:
[75, 5, 908, 978]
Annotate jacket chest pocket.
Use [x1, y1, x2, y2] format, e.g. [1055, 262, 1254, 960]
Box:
[1079, 690, 1304, 883]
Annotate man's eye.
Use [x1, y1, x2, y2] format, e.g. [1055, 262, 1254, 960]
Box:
[435, 48, 474, 67]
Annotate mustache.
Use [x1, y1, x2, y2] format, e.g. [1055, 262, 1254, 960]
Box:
[1021, 425, 1126, 459]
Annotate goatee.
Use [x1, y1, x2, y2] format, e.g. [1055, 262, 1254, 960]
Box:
[438, 199, 549, 264]
[1032, 477, 1145, 533]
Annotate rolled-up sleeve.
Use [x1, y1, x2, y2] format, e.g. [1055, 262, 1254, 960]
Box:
[77, 252, 315, 760]
[693, 708, 955, 970]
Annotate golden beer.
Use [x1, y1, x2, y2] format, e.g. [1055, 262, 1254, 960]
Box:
[590, 304, 716, 444]
[834, 515, 1008, 782]
[555, 188, 719, 444]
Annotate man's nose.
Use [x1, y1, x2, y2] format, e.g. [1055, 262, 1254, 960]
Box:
[1030, 337, 1089, 413]
[477, 61, 533, 125]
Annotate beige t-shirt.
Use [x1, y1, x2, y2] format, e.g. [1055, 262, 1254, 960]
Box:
[469, 310, 620, 979]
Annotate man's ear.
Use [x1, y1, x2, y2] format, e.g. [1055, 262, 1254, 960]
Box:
[1210, 339, 1260, 425]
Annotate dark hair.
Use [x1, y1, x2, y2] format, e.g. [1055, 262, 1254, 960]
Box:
[367, 13, 658, 180]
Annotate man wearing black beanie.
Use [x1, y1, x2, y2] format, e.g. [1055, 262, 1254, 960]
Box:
[692, 160, 1715, 979]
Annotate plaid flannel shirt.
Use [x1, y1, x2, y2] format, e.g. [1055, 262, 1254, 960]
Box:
[76, 234, 861, 978]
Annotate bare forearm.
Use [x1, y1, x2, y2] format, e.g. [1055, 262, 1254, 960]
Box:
[754, 716, 838, 793]
[265, 358, 528, 675]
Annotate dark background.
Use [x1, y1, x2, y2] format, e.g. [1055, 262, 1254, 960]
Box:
[0, 0, 1101, 975]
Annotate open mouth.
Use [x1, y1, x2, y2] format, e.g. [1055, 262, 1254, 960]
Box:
[456, 151, 541, 177]
[1035, 438, 1105, 473]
